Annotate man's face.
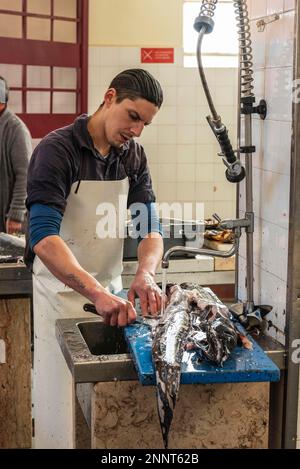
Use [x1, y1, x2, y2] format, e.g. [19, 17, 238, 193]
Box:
[103, 91, 159, 148]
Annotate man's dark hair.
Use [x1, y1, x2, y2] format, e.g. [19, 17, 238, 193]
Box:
[0, 76, 9, 104]
[109, 69, 163, 108]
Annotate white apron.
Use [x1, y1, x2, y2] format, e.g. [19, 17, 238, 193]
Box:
[32, 177, 129, 448]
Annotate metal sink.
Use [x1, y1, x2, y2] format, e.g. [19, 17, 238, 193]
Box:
[56, 317, 137, 383]
[78, 321, 128, 355]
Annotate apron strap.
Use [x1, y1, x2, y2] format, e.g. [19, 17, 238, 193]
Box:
[74, 150, 86, 194]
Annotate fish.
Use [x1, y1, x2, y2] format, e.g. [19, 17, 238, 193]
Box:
[151, 282, 252, 448]
[181, 282, 245, 366]
[151, 284, 192, 449]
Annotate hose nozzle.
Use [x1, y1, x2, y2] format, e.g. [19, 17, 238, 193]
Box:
[207, 116, 246, 183]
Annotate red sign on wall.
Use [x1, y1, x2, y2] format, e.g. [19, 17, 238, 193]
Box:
[141, 48, 174, 64]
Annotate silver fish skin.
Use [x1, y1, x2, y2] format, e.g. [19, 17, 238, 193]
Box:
[152, 284, 191, 449]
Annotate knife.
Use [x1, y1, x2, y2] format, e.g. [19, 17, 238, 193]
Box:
[83, 303, 157, 326]
[83, 303, 99, 315]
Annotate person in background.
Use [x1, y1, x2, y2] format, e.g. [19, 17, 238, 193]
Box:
[25, 69, 164, 448]
[0, 76, 32, 234]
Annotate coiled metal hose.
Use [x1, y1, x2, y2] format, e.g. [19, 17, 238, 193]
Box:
[200, 0, 218, 18]
[233, 0, 254, 97]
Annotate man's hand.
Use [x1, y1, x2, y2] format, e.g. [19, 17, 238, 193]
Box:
[6, 219, 22, 234]
[129, 234, 164, 316]
[128, 270, 163, 317]
[34, 235, 137, 328]
[94, 290, 137, 327]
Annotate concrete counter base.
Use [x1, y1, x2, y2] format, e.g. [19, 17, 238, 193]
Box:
[89, 380, 269, 449]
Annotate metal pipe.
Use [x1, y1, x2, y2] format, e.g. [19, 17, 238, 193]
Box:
[244, 113, 254, 312]
[162, 237, 239, 269]
[234, 0, 255, 313]
[235, 65, 242, 302]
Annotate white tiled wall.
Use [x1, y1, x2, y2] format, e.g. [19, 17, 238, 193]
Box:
[243, 0, 298, 447]
[239, 0, 294, 341]
[88, 46, 238, 220]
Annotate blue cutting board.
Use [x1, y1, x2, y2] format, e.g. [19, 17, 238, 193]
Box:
[123, 322, 280, 386]
[116, 290, 280, 385]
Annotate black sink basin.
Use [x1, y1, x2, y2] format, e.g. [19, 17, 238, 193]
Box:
[78, 321, 128, 355]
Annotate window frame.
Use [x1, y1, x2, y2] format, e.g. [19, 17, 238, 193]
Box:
[0, 0, 88, 138]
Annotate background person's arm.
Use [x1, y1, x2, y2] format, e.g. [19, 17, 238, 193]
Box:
[6, 123, 32, 233]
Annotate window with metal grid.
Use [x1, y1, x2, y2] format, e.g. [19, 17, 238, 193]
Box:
[0, 0, 88, 138]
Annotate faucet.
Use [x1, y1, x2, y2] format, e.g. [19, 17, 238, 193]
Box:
[161, 215, 254, 269]
[162, 242, 238, 269]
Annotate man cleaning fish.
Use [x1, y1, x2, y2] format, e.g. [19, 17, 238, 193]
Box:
[26, 67, 257, 450]
[25, 69, 165, 448]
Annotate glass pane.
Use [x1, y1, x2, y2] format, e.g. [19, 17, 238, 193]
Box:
[27, 91, 50, 113]
[8, 90, 22, 113]
[27, 17, 50, 41]
[183, 2, 238, 55]
[184, 55, 238, 68]
[27, 0, 51, 15]
[202, 55, 238, 68]
[53, 92, 76, 113]
[0, 13, 22, 38]
[27, 66, 50, 88]
[54, 0, 77, 18]
[0, 0, 22, 11]
[53, 20, 77, 43]
[53, 67, 77, 89]
[0, 64, 22, 87]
